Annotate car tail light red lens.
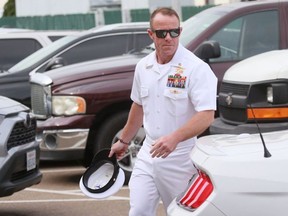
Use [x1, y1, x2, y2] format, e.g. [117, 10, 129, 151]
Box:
[177, 170, 213, 210]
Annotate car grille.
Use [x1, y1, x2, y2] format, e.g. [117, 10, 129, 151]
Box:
[220, 82, 250, 95]
[31, 83, 50, 118]
[219, 82, 250, 124]
[7, 119, 36, 151]
[219, 105, 248, 124]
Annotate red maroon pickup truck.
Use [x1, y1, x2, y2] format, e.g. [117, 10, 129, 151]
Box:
[30, 0, 288, 180]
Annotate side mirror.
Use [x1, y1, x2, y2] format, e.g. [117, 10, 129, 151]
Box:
[194, 41, 221, 64]
[45, 57, 66, 71]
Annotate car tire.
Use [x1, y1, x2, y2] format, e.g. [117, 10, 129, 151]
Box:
[86, 110, 145, 185]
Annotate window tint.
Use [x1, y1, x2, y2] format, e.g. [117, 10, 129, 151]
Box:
[58, 34, 129, 65]
[0, 39, 42, 71]
[209, 10, 279, 62]
[133, 33, 152, 53]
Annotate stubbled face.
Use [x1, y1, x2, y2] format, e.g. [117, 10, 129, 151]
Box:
[148, 13, 181, 64]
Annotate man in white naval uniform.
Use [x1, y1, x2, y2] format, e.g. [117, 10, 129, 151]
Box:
[109, 7, 217, 216]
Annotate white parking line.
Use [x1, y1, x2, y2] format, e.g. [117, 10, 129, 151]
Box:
[41, 168, 85, 173]
[0, 196, 130, 204]
[25, 186, 129, 196]
[0, 187, 130, 204]
[1, 167, 131, 204]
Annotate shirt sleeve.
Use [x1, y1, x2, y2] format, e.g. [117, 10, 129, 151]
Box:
[189, 62, 218, 112]
[130, 61, 142, 105]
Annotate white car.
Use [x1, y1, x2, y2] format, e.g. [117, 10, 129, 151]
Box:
[0, 30, 78, 71]
[168, 130, 288, 216]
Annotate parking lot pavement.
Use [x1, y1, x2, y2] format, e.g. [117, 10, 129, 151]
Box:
[0, 161, 165, 216]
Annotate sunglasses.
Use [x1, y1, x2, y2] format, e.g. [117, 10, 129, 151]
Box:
[152, 28, 181, 39]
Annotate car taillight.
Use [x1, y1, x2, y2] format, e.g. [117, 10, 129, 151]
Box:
[177, 170, 213, 210]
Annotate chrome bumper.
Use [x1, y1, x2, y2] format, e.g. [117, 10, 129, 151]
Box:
[37, 129, 89, 161]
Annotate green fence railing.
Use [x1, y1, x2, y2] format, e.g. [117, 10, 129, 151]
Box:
[0, 5, 214, 30]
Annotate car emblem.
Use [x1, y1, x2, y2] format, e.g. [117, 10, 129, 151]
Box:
[226, 93, 233, 106]
[24, 113, 32, 128]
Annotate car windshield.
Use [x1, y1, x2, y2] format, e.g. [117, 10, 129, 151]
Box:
[9, 7, 225, 72]
[143, 6, 225, 52]
[9, 35, 78, 72]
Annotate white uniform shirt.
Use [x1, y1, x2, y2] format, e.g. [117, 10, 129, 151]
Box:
[131, 44, 217, 145]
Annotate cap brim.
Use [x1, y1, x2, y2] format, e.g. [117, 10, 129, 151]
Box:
[79, 168, 125, 199]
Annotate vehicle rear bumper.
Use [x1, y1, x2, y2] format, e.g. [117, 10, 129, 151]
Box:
[210, 118, 288, 134]
[168, 198, 225, 216]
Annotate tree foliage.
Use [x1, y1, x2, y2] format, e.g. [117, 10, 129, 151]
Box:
[3, 0, 15, 17]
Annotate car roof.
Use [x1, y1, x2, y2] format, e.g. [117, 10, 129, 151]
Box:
[0, 27, 33, 33]
[198, 0, 288, 15]
[87, 22, 149, 33]
[0, 30, 80, 38]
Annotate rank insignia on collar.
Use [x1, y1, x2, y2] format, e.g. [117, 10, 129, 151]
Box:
[145, 64, 153, 69]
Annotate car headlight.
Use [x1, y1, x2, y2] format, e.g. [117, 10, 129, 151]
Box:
[266, 83, 288, 104]
[267, 86, 273, 103]
[52, 96, 86, 116]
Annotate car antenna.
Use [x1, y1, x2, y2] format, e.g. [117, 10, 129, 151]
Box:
[248, 104, 271, 158]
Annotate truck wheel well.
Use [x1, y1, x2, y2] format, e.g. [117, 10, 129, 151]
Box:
[83, 104, 131, 167]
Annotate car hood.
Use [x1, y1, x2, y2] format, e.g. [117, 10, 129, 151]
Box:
[0, 96, 28, 116]
[194, 130, 288, 158]
[34, 54, 144, 86]
[223, 50, 288, 83]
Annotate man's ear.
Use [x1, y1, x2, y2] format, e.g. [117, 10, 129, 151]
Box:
[147, 29, 154, 39]
[179, 27, 183, 35]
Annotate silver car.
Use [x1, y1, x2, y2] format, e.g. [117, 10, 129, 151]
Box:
[0, 96, 42, 197]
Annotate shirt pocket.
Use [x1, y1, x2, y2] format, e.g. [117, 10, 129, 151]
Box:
[164, 88, 189, 116]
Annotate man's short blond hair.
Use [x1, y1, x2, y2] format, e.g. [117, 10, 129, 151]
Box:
[150, 7, 180, 29]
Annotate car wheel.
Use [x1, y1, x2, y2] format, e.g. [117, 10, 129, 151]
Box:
[87, 111, 145, 184]
[112, 127, 145, 184]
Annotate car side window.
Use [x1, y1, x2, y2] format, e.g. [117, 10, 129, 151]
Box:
[209, 10, 279, 62]
[132, 33, 152, 53]
[58, 34, 129, 65]
[0, 39, 42, 71]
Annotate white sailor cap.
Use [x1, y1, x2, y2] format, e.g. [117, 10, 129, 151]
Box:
[79, 149, 125, 199]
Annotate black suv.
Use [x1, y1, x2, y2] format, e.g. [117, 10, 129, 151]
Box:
[0, 96, 42, 197]
[0, 22, 151, 107]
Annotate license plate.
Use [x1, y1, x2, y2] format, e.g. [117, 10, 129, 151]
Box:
[26, 150, 36, 171]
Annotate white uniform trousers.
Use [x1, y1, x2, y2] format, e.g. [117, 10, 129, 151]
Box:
[128, 136, 196, 216]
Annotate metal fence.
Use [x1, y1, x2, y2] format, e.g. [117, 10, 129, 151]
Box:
[0, 6, 214, 30]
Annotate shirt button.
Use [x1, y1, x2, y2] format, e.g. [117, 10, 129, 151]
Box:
[157, 110, 160, 113]
[156, 126, 160, 130]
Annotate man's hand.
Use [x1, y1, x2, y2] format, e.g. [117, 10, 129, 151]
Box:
[150, 135, 178, 158]
[109, 141, 129, 159]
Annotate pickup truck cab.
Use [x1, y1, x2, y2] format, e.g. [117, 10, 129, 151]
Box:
[29, 0, 288, 180]
[210, 50, 288, 134]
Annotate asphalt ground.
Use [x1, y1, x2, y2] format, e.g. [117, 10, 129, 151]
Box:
[0, 161, 165, 216]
